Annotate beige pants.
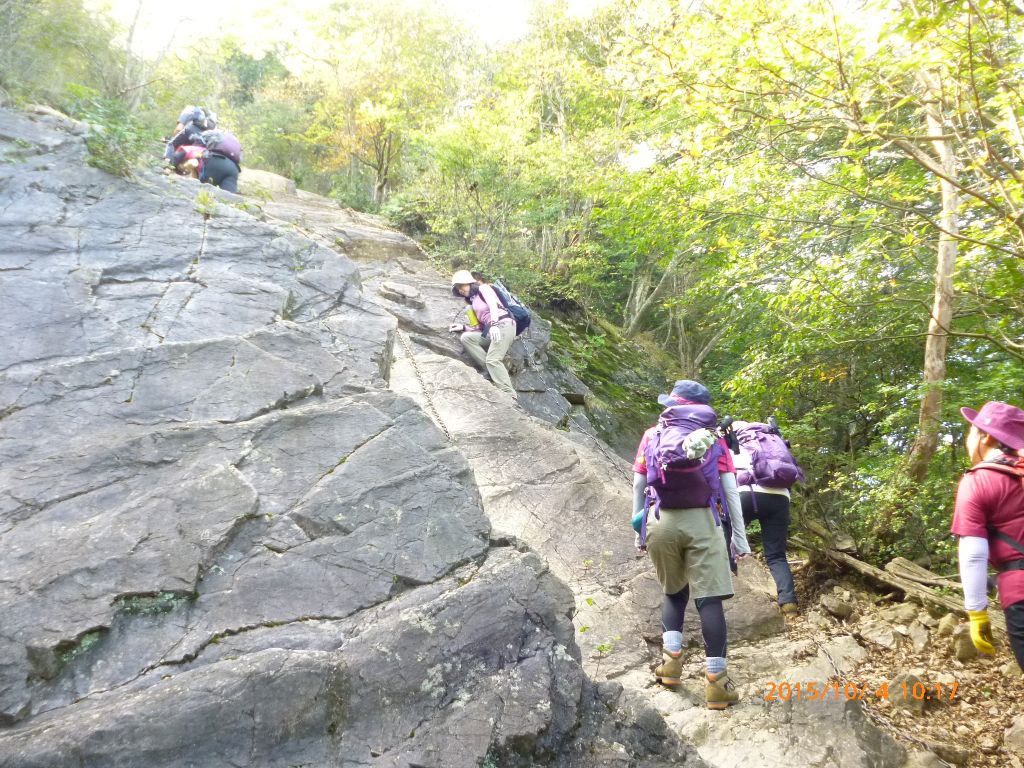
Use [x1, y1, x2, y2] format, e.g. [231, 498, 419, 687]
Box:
[460, 320, 517, 397]
[646, 506, 734, 599]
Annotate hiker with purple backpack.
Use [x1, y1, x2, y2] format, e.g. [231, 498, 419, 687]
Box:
[732, 418, 805, 617]
[199, 117, 243, 194]
[631, 379, 750, 709]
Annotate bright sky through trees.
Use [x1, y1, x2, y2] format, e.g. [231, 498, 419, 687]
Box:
[96, 0, 603, 54]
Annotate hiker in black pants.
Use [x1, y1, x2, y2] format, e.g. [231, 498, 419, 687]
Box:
[732, 420, 799, 616]
[199, 153, 240, 193]
[739, 493, 796, 610]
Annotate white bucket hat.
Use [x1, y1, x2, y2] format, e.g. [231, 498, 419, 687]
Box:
[450, 270, 476, 295]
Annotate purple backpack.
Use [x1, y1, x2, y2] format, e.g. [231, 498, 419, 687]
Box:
[638, 404, 726, 546]
[735, 422, 803, 489]
[202, 129, 243, 166]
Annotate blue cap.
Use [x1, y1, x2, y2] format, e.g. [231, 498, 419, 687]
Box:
[657, 379, 711, 407]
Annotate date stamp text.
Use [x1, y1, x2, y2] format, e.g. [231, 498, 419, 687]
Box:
[763, 680, 959, 703]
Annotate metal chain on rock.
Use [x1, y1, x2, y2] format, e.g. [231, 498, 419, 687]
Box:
[397, 329, 452, 442]
[810, 633, 935, 754]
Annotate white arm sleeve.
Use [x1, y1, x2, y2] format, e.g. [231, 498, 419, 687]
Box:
[632, 472, 646, 518]
[959, 535, 990, 611]
[720, 471, 751, 555]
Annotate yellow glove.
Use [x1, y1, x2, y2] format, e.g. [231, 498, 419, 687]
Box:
[967, 609, 995, 655]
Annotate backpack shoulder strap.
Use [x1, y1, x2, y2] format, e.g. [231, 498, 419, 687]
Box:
[490, 283, 512, 310]
[968, 458, 1024, 483]
[991, 528, 1024, 557]
[970, 458, 1024, 555]
[479, 283, 509, 315]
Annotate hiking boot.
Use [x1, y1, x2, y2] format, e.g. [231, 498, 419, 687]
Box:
[654, 649, 683, 686]
[780, 603, 800, 618]
[705, 670, 740, 710]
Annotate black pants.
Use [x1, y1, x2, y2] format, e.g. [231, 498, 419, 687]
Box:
[740, 491, 797, 605]
[1005, 601, 1024, 670]
[200, 153, 240, 194]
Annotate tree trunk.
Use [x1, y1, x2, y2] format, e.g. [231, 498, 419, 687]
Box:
[372, 133, 391, 205]
[906, 74, 959, 482]
[623, 251, 684, 338]
[623, 270, 652, 327]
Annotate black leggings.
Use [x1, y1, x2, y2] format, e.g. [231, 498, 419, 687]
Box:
[200, 153, 240, 194]
[1006, 601, 1024, 670]
[662, 584, 728, 658]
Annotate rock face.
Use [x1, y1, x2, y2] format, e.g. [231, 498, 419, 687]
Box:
[0, 108, 905, 767]
[0, 109, 701, 767]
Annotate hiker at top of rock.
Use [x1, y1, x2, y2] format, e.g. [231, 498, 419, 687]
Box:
[197, 123, 242, 194]
[952, 400, 1024, 669]
[447, 269, 517, 400]
[630, 379, 749, 709]
[164, 105, 208, 162]
[730, 417, 805, 618]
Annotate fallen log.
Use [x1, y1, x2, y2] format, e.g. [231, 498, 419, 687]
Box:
[823, 548, 1007, 635]
[884, 556, 962, 590]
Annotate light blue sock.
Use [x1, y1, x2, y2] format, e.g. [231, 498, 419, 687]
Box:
[706, 656, 726, 675]
[662, 631, 683, 654]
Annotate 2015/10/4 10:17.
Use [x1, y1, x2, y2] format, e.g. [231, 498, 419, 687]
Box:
[763, 680, 959, 703]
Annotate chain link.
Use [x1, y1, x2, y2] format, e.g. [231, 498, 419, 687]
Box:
[809, 633, 938, 756]
[397, 329, 452, 441]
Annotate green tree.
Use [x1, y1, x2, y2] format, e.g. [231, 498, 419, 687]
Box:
[0, 0, 127, 105]
[300, 0, 474, 205]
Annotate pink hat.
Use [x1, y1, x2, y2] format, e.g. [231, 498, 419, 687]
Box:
[961, 401, 1024, 451]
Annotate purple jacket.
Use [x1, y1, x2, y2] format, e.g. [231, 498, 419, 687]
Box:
[468, 284, 511, 329]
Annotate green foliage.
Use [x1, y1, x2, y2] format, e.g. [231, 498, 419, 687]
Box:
[380, 191, 431, 236]
[0, 0, 126, 105]
[66, 86, 155, 177]
[194, 188, 218, 217]
[7, 0, 1023, 570]
[595, 639, 616, 655]
[114, 591, 195, 616]
[220, 41, 289, 106]
[57, 629, 104, 664]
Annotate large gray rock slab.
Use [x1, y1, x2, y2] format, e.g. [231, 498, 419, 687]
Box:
[0, 107, 707, 767]
[388, 354, 783, 676]
[247, 180, 598, 433]
[1, 390, 490, 720]
[1, 548, 706, 767]
[237, 167, 296, 196]
[261, 188, 427, 261]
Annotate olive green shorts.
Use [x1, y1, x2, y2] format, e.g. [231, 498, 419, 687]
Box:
[646, 506, 734, 599]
